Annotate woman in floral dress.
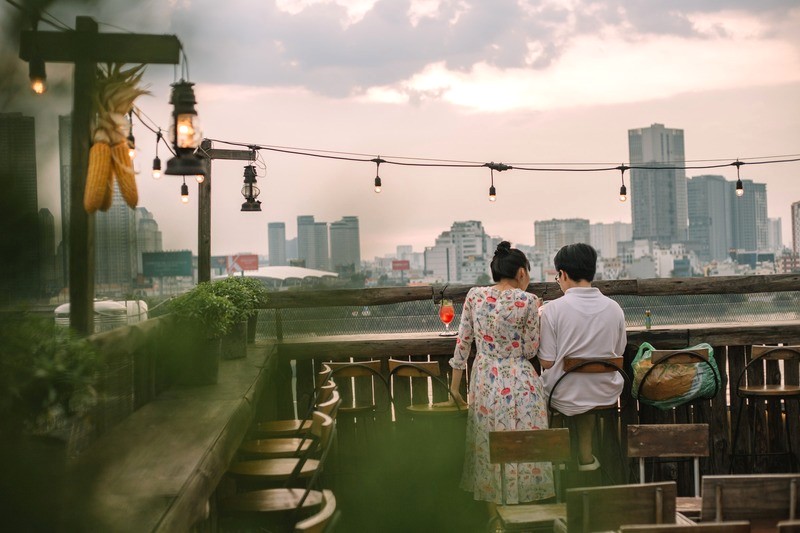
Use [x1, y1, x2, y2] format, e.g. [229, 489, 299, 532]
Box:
[447, 241, 554, 512]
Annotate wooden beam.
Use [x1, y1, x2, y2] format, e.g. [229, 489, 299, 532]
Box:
[204, 148, 254, 161]
[19, 31, 181, 64]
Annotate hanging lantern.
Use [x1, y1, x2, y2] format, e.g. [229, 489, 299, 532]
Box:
[241, 164, 262, 212]
[165, 80, 206, 177]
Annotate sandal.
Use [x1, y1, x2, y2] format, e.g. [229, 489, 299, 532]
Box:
[577, 455, 600, 472]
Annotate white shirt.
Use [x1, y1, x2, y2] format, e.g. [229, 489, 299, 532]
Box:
[539, 287, 627, 416]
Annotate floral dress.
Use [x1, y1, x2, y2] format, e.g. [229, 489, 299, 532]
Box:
[449, 286, 554, 504]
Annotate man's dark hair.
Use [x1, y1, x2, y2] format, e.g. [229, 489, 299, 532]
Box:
[554, 243, 597, 282]
[490, 241, 530, 282]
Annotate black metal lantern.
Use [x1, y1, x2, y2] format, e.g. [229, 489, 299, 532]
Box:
[165, 80, 206, 177]
[241, 164, 262, 212]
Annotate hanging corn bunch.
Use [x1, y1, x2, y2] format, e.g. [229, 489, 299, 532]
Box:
[84, 63, 150, 213]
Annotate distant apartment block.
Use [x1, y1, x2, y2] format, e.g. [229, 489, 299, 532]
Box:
[95, 187, 138, 294]
[687, 175, 733, 262]
[590, 222, 632, 259]
[297, 215, 329, 271]
[0, 112, 40, 301]
[767, 218, 782, 252]
[628, 123, 688, 244]
[425, 221, 491, 283]
[329, 216, 361, 274]
[136, 207, 163, 274]
[731, 179, 767, 251]
[534, 218, 590, 254]
[268, 222, 287, 266]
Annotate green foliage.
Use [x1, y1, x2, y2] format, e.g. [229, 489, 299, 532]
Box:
[167, 282, 237, 339]
[208, 276, 269, 324]
[0, 316, 100, 432]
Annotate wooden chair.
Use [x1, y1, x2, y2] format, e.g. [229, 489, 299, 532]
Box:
[730, 345, 800, 473]
[227, 411, 335, 491]
[637, 348, 720, 405]
[240, 391, 341, 459]
[553, 481, 678, 533]
[547, 356, 630, 484]
[700, 474, 800, 531]
[388, 358, 466, 417]
[254, 365, 334, 438]
[220, 412, 338, 532]
[488, 428, 571, 532]
[293, 489, 339, 533]
[627, 424, 710, 520]
[619, 521, 750, 532]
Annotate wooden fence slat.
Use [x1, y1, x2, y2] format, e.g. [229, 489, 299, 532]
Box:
[709, 345, 729, 476]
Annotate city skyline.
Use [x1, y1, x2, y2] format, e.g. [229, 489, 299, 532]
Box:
[2, 1, 798, 260]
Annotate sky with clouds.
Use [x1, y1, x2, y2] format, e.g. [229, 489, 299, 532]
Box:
[3, 0, 799, 260]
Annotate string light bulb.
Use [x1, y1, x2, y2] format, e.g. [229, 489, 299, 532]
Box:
[195, 174, 205, 183]
[29, 56, 46, 95]
[152, 130, 162, 179]
[617, 164, 628, 202]
[180, 178, 189, 204]
[372, 157, 384, 193]
[489, 167, 497, 202]
[733, 160, 744, 197]
[127, 111, 136, 159]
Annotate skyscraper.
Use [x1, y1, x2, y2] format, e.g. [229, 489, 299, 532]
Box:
[767, 218, 783, 252]
[628, 123, 688, 244]
[0, 112, 40, 301]
[425, 221, 491, 283]
[731, 179, 767, 251]
[534, 218, 590, 254]
[297, 215, 329, 270]
[268, 222, 287, 266]
[95, 187, 138, 294]
[687, 175, 733, 261]
[39, 208, 59, 297]
[329, 216, 361, 273]
[59, 114, 71, 282]
[136, 207, 163, 274]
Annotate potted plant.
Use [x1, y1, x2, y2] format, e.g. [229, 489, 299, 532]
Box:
[0, 315, 100, 527]
[208, 276, 269, 359]
[166, 282, 237, 384]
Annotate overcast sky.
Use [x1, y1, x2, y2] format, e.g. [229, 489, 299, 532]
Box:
[3, 0, 799, 260]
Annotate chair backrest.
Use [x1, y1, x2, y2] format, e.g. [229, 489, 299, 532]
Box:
[316, 390, 341, 419]
[548, 356, 628, 413]
[627, 424, 709, 497]
[294, 489, 338, 533]
[619, 521, 750, 533]
[566, 481, 677, 533]
[700, 474, 800, 523]
[326, 360, 391, 412]
[489, 428, 571, 504]
[751, 345, 800, 362]
[316, 363, 333, 389]
[387, 358, 460, 409]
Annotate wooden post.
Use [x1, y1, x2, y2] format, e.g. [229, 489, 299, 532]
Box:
[19, 16, 181, 335]
[198, 139, 212, 283]
[68, 17, 97, 335]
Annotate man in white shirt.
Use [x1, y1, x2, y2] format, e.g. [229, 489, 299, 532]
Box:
[539, 243, 627, 471]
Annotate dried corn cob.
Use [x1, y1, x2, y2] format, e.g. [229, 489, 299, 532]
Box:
[111, 141, 138, 208]
[84, 142, 113, 213]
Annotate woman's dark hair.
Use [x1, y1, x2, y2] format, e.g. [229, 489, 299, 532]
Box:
[554, 243, 597, 282]
[490, 241, 530, 282]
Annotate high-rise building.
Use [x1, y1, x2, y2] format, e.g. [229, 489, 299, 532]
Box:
[767, 218, 783, 252]
[268, 222, 287, 266]
[0, 112, 40, 301]
[628, 123, 687, 244]
[95, 187, 138, 294]
[424, 221, 491, 283]
[39, 208, 59, 297]
[534, 218, 590, 254]
[297, 215, 329, 271]
[589, 222, 632, 259]
[731, 179, 767, 251]
[59, 114, 71, 282]
[329, 216, 361, 274]
[136, 207, 162, 274]
[687, 175, 734, 262]
[792, 201, 800, 256]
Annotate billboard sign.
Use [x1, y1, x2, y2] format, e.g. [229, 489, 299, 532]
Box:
[392, 260, 410, 271]
[142, 251, 193, 277]
[227, 254, 259, 273]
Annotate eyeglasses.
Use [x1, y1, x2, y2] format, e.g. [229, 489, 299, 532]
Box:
[555, 271, 561, 282]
